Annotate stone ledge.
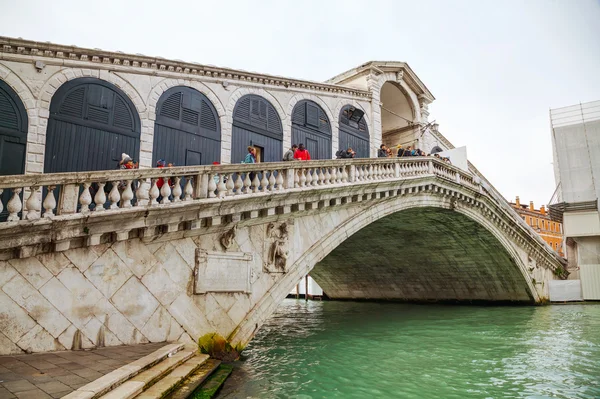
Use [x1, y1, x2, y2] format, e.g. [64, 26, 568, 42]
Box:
[62, 342, 184, 399]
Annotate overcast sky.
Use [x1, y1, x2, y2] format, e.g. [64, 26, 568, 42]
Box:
[1, 0, 599, 206]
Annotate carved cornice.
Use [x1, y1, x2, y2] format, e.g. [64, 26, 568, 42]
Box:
[0, 36, 371, 98]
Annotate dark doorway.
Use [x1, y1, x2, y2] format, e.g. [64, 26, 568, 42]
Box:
[0, 79, 28, 220]
[232, 95, 282, 163]
[291, 100, 331, 160]
[153, 86, 221, 167]
[339, 105, 369, 157]
[45, 78, 141, 173]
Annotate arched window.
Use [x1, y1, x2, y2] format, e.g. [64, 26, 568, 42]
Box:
[232, 95, 282, 163]
[338, 105, 369, 158]
[153, 86, 221, 166]
[0, 79, 28, 221]
[291, 100, 331, 160]
[45, 78, 140, 173]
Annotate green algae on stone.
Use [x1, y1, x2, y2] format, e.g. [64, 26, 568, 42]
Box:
[198, 333, 242, 361]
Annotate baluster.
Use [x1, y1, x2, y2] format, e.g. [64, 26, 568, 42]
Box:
[6, 188, 22, 222]
[94, 183, 107, 211]
[243, 173, 252, 194]
[0, 189, 3, 215]
[149, 180, 160, 205]
[355, 166, 361, 181]
[330, 167, 337, 184]
[79, 183, 92, 213]
[42, 186, 56, 218]
[121, 180, 134, 208]
[234, 174, 243, 195]
[184, 177, 193, 201]
[260, 171, 269, 192]
[299, 169, 307, 187]
[252, 172, 260, 193]
[342, 166, 349, 183]
[315, 168, 323, 186]
[268, 171, 276, 191]
[216, 174, 227, 198]
[294, 169, 300, 188]
[208, 174, 217, 198]
[171, 177, 182, 202]
[109, 182, 121, 209]
[137, 179, 150, 206]
[160, 178, 172, 204]
[324, 167, 331, 185]
[276, 169, 284, 190]
[25, 186, 41, 220]
[305, 168, 313, 186]
[226, 174, 235, 196]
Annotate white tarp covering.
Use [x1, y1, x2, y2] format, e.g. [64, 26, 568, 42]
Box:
[551, 101, 600, 203]
[438, 146, 468, 173]
[549, 280, 583, 302]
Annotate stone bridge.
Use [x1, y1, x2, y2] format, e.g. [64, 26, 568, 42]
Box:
[0, 157, 567, 355]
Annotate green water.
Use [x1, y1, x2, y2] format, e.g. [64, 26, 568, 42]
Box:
[218, 300, 600, 399]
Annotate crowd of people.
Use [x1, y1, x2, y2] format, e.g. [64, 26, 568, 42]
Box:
[377, 144, 451, 164]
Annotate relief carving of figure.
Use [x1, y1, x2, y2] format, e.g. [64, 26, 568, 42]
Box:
[266, 222, 289, 271]
[220, 224, 237, 250]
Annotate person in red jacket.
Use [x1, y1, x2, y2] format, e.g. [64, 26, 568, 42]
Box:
[294, 143, 311, 161]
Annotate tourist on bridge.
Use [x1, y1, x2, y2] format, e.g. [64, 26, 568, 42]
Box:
[283, 145, 298, 161]
[243, 146, 257, 164]
[337, 147, 355, 159]
[397, 145, 406, 157]
[294, 143, 311, 161]
[378, 144, 388, 158]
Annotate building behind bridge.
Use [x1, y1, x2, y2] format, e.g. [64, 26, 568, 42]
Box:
[549, 100, 600, 300]
[510, 197, 563, 257]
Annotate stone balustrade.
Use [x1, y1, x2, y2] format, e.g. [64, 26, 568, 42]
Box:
[0, 158, 466, 223]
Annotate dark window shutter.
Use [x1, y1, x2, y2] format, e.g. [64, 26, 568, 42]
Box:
[182, 108, 199, 126]
[0, 91, 18, 130]
[306, 103, 319, 127]
[259, 101, 267, 119]
[113, 96, 134, 130]
[59, 87, 85, 118]
[160, 92, 181, 120]
[200, 100, 218, 131]
[236, 97, 251, 121]
[267, 107, 281, 134]
[251, 99, 260, 116]
[87, 106, 110, 124]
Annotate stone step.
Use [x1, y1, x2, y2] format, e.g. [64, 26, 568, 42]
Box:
[134, 353, 210, 399]
[187, 363, 233, 399]
[63, 343, 185, 399]
[167, 359, 222, 399]
[97, 346, 197, 399]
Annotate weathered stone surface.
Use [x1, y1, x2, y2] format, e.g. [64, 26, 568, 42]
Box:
[171, 238, 197, 269]
[85, 249, 132, 298]
[64, 248, 99, 273]
[2, 273, 70, 338]
[112, 240, 157, 278]
[17, 324, 65, 353]
[153, 243, 192, 288]
[36, 252, 71, 276]
[112, 277, 159, 330]
[168, 294, 209, 340]
[93, 298, 139, 345]
[0, 291, 37, 343]
[9, 257, 53, 289]
[0, 261, 18, 288]
[57, 324, 94, 350]
[141, 264, 181, 306]
[0, 330, 23, 354]
[140, 306, 183, 343]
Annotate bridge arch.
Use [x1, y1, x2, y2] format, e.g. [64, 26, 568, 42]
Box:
[230, 194, 537, 346]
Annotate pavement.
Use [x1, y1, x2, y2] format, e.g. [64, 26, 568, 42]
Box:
[0, 343, 166, 399]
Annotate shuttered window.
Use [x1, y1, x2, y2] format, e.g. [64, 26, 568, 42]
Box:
[233, 95, 282, 139]
[52, 80, 137, 135]
[291, 100, 331, 137]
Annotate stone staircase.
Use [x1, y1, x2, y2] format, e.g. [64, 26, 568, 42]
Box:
[64, 343, 223, 399]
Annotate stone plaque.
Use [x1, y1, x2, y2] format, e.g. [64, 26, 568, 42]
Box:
[194, 250, 252, 294]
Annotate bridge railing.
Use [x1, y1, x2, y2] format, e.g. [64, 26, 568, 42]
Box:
[0, 157, 470, 223]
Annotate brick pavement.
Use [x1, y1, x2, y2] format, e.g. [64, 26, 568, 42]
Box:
[0, 343, 166, 399]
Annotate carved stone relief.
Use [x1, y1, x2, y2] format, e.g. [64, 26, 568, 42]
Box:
[264, 222, 290, 273]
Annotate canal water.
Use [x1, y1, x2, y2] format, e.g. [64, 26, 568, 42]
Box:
[217, 300, 600, 399]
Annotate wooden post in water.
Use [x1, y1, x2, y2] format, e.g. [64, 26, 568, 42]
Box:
[295, 283, 299, 299]
[305, 274, 309, 302]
